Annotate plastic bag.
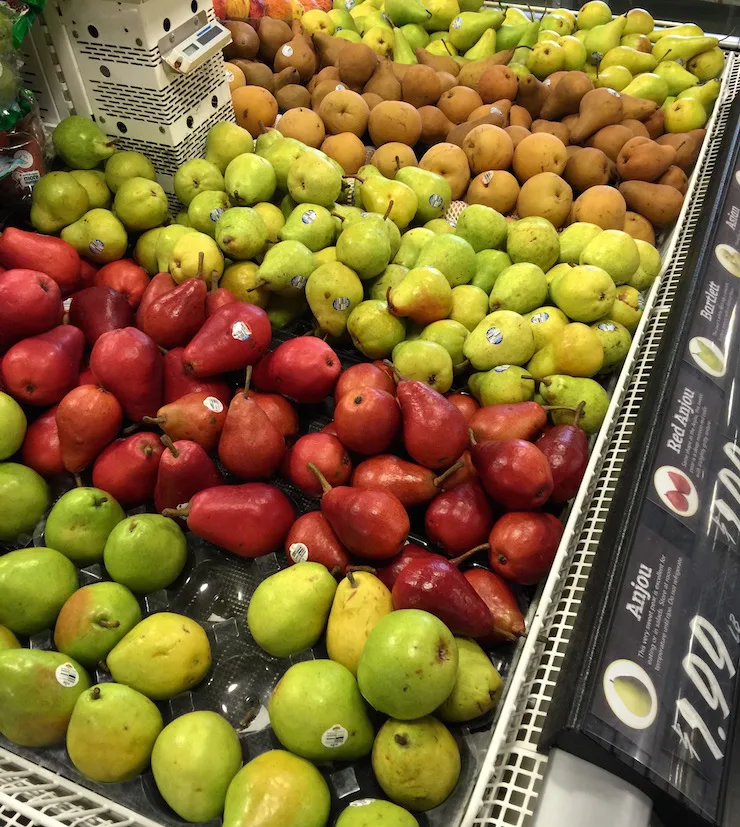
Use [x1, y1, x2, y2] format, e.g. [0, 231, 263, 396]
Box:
[0, 1, 45, 129]
[213, 0, 328, 23]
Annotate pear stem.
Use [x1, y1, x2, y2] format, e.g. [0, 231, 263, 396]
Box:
[158, 345, 168, 356]
[450, 544, 490, 567]
[343, 175, 365, 184]
[197, 252, 205, 280]
[307, 462, 332, 495]
[433, 461, 464, 488]
[573, 400, 585, 428]
[469, 428, 478, 447]
[104, 139, 119, 148]
[73, 473, 83, 488]
[243, 365, 253, 397]
[347, 565, 377, 574]
[382, 359, 404, 383]
[331, 212, 345, 222]
[542, 405, 578, 414]
[162, 505, 190, 519]
[383, 199, 394, 222]
[143, 445, 153, 457]
[97, 619, 120, 629]
[161, 435, 179, 457]
[211, 271, 219, 292]
[91, 687, 102, 700]
[247, 280, 266, 293]
[122, 423, 139, 435]
[347, 570, 357, 587]
[143, 415, 164, 425]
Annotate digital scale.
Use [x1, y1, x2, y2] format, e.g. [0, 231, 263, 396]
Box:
[163, 21, 232, 74]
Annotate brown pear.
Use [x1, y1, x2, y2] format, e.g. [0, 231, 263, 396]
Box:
[438, 87, 483, 124]
[531, 119, 570, 145]
[419, 143, 470, 200]
[457, 51, 514, 90]
[277, 107, 325, 147]
[620, 94, 658, 122]
[273, 67, 300, 92]
[467, 103, 496, 122]
[233, 61, 274, 92]
[273, 30, 316, 84]
[491, 99, 512, 124]
[415, 48, 460, 77]
[515, 74, 549, 119]
[419, 106, 454, 145]
[619, 181, 684, 228]
[362, 92, 384, 110]
[656, 129, 705, 173]
[564, 146, 611, 190]
[392, 63, 410, 83]
[512, 132, 567, 181]
[446, 109, 507, 147]
[371, 143, 418, 178]
[232, 86, 278, 136]
[517, 172, 573, 228]
[258, 18, 293, 64]
[368, 101, 422, 147]
[338, 42, 378, 88]
[223, 22, 259, 61]
[617, 137, 676, 182]
[539, 71, 593, 120]
[586, 124, 634, 162]
[277, 84, 311, 111]
[570, 88, 624, 144]
[545, 71, 569, 90]
[620, 119, 650, 139]
[437, 72, 458, 95]
[364, 59, 401, 101]
[312, 79, 347, 111]
[308, 66, 340, 94]
[402, 65, 442, 109]
[312, 32, 347, 68]
[462, 124, 514, 175]
[509, 105, 532, 129]
[322, 134, 366, 175]
[319, 89, 370, 137]
[571, 185, 626, 230]
[505, 125, 530, 149]
[466, 170, 519, 214]
[478, 65, 518, 104]
[658, 165, 688, 195]
[643, 108, 666, 140]
[624, 211, 656, 245]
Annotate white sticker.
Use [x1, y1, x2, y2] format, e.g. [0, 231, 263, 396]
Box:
[429, 193, 444, 209]
[637, 294, 646, 310]
[209, 207, 225, 223]
[597, 322, 617, 332]
[203, 396, 224, 413]
[349, 800, 377, 808]
[89, 239, 104, 255]
[332, 297, 350, 311]
[335, 84, 346, 91]
[482, 171, 493, 184]
[485, 327, 503, 345]
[289, 542, 309, 563]
[344, 0, 354, 8]
[493, 364, 511, 373]
[452, 15, 462, 28]
[281, 44, 294, 57]
[63, 298, 72, 312]
[56, 663, 79, 687]
[231, 321, 252, 341]
[301, 209, 317, 225]
[321, 724, 348, 748]
[291, 275, 307, 289]
[530, 312, 549, 324]
[14, 150, 33, 170]
[225, 69, 234, 83]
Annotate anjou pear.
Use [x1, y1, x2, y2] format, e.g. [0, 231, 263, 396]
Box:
[154, 437, 223, 513]
[348, 300, 407, 359]
[463, 310, 536, 369]
[540, 374, 610, 434]
[472, 436, 553, 510]
[351, 455, 463, 507]
[537, 404, 590, 501]
[487, 511, 564, 584]
[436, 637, 503, 722]
[306, 261, 364, 337]
[92, 432, 164, 508]
[55, 386, 123, 472]
[464, 567, 526, 643]
[425, 480, 494, 555]
[53, 116, 116, 169]
[336, 800, 419, 827]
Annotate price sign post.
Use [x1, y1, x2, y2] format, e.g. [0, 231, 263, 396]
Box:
[543, 94, 740, 827]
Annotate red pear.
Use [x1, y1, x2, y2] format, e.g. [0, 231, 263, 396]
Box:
[0, 269, 63, 351]
[463, 567, 526, 643]
[77, 367, 96, 387]
[144, 392, 227, 453]
[284, 511, 351, 573]
[162, 347, 231, 406]
[351, 455, 464, 508]
[136, 273, 176, 320]
[0, 228, 81, 295]
[206, 286, 237, 316]
[446, 393, 479, 422]
[183, 302, 271, 377]
[92, 432, 164, 507]
[94, 259, 149, 309]
[21, 406, 64, 479]
[472, 437, 553, 510]
[321, 422, 339, 437]
[441, 450, 477, 489]
[247, 390, 299, 442]
[2, 325, 85, 406]
[281, 433, 351, 496]
[334, 362, 396, 403]
[310, 464, 409, 560]
[334, 388, 401, 455]
[164, 483, 295, 558]
[68, 286, 135, 346]
[154, 437, 223, 513]
[487, 512, 563, 584]
[536, 405, 589, 503]
[396, 377, 468, 469]
[218, 367, 285, 480]
[424, 480, 494, 556]
[90, 327, 163, 422]
[470, 401, 547, 443]
[136, 277, 207, 348]
[252, 337, 340, 403]
[78, 260, 98, 289]
[56, 385, 123, 472]
[376, 544, 438, 590]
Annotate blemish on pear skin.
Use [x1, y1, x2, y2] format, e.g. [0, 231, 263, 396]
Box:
[394, 733, 409, 747]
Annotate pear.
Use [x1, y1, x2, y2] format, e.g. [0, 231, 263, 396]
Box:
[105, 151, 156, 192]
[465, 28, 498, 61]
[221, 262, 269, 308]
[558, 222, 602, 264]
[489, 262, 548, 313]
[393, 339, 454, 392]
[526, 344, 558, 380]
[262, 137, 307, 189]
[135, 227, 163, 274]
[469, 364, 534, 405]
[463, 310, 536, 369]
[687, 47, 725, 82]
[0, 626, 20, 651]
[577, 1, 612, 30]
[473, 249, 512, 293]
[348, 300, 407, 358]
[540, 374, 610, 434]
[591, 320, 632, 370]
[527, 39, 565, 80]
[345, 210, 401, 258]
[525, 306, 569, 350]
[664, 97, 708, 132]
[66, 683, 162, 782]
[580, 229, 640, 285]
[336, 800, 419, 827]
[254, 201, 285, 243]
[395, 167, 451, 223]
[204, 122, 255, 173]
[506, 217, 559, 272]
[456, 205, 507, 253]
[550, 322, 605, 376]
[415, 234, 476, 287]
[449, 284, 489, 331]
[608, 285, 643, 332]
[648, 24, 704, 43]
[584, 16, 627, 66]
[399, 23, 429, 51]
[267, 293, 310, 328]
[596, 65, 632, 92]
[419, 319, 469, 369]
[0, 394, 24, 461]
[622, 73, 669, 105]
[600, 46, 656, 74]
[652, 35, 720, 64]
[392, 26, 417, 64]
[550, 264, 616, 322]
[0, 463, 49, 543]
[388, 265, 452, 324]
[174, 158, 225, 206]
[31, 172, 89, 233]
[215, 207, 269, 260]
[424, 218, 455, 234]
[169, 231, 224, 284]
[306, 261, 364, 336]
[70, 170, 111, 210]
[449, 10, 503, 53]
[655, 61, 700, 96]
[257, 239, 317, 295]
[225, 152, 277, 205]
[424, 0, 461, 32]
[678, 79, 720, 113]
[393, 227, 435, 268]
[279, 203, 335, 251]
[155, 224, 196, 273]
[361, 176, 418, 229]
[369, 264, 408, 301]
[188, 191, 230, 237]
[53, 117, 117, 169]
[337, 220, 391, 279]
[288, 151, 342, 207]
[114, 177, 168, 232]
[629, 239, 662, 292]
[437, 637, 503, 722]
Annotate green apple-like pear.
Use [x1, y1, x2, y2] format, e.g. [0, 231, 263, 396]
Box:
[266, 293, 310, 328]
[415, 234, 476, 287]
[336, 799, 419, 827]
[577, 1, 614, 30]
[399, 22, 428, 50]
[623, 7, 654, 34]
[629, 239, 662, 291]
[559, 222, 603, 264]
[469, 364, 535, 405]
[547, 262, 575, 293]
[580, 229, 640, 284]
[288, 152, 342, 207]
[608, 285, 643, 332]
[155, 224, 195, 273]
[253, 201, 285, 243]
[263, 138, 306, 189]
[345, 210, 401, 258]
[527, 39, 565, 79]
[687, 47, 725, 81]
[279, 204, 335, 252]
[335, 28, 362, 42]
[560, 34, 588, 70]
[0, 462, 49, 543]
[338, 221, 391, 279]
[664, 97, 709, 132]
[225, 153, 277, 206]
[437, 637, 503, 722]
[550, 264, 616, 322]
[395, 167, 451, 223]
[0, 392, 25, 460]
[419, 320, 469, 369]
[393, 227, 434, 268]
[134, 227, 163, 274]
[52, 116, 116, 170]
[362, 177, 418, 229]
[204, 122, 254, 173]
[455, 204, 507, 252]
[596, 65, 633, 91]
[31, 171, 89, 233]
[473, 249, 512, 293]
[188, 190, 230, 237]
[425, 217, 456, 234]
[507, 217, 559, 271]
[388, 265, 452, 324]
[489, 262, 548, 313]
[540, 375, 610, 434]
[449, 284, 489, 331]
[591, 320, 632, 370]
[215, 207, 268, 260]
[257, 240, 317, 295]
[220, 262, 268, 308]
[368, 264, 408, 301]
[114, 177, 168, 232]
[524, 305, 569, 350]
[328, 9, 357, 33]
[70, 170, 112, 210]
[464, 310, 536, 369]
[392, 340, 454, 392]
[174, 158, 225, 206]
[105, 151, 155, 192]
[169, 231, 224, 284]
[306, 261, 364, 337]
[62, 208, 128, 264]
[348, 300, 406, 358]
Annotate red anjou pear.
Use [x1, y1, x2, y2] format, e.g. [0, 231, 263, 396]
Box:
[21, 406, 64, 479]
[162, 348, 231, 406]
[0, 228, 81, 295]
[470, 401, 548, 443]
[163, 483, 295, 558]
[56, 385, 123, 472]
[463, 567, 526, 644]
[471, 436, 553, 510]
[487, 512, 564, 585]
[68, 286, 135, 346]
[0, 269, 63, 351]
[92, 432, 164, 507]
[94, 259, 149, 309]
[252, 337, 340, 403]
[425, 480, 494, 556]
[136, 277, 207, 349]
[536, 402, 589, 503]
[284, 511, 351, 574]
[321, 422, 338, 437]
[2, 325, 85, 406]
[351, 455, 464, 508]
[392, 550, 494, 638]
[334, 388, 401, 455]
[218, 366, 285, 480]
[334, 362, 396, 403]
[310, 463, 409, 560]
[143, 391, 227, 454]
[395, 371, 468, 469]
[136, 273, 176, 319]
[281, 433, 351, 496]
[206, 282, 237, 316]
[154, 436, 223, 513]
[441, 450, 477, 489]
[183, 302, 271, 377]
[446, 393, 480, 423]
[247, 390, 299, 442]
[90, 327, 163, 422]
[376, 543, 439, 590]
[78, 260, 98, 289]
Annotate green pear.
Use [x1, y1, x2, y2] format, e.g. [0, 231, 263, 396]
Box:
[62, 208, 128, 264]
[600, 45, 656, 74]
[504, 7, 531, 25]
[540, 374, 610, 434]
[223, 750, 330, 827]
[248, 562, 337, 658]
[338, 221, 391, 279]
[580, 229, 640, 285]
[399, 22, 429, 50]
[437, 637, 503, 722]
[473, 249, 512, 293]
[392, 26, 417, 63]
[655, 60, 699, 96]
[388, 265, 452, 324]
[648, 24, 703, 43]
[464, 310, 536, 369]
[0, 649, 90, 746]
[497, 22, 530, 51]
[623, 7, 653, 34]
[170, 231, 224, 284]
[257, 239, 317, 295]
[425, 217, 456, 234]
[107, 612, 211, 700]
[510, 20, 540, 64]
[255, 127, 283, 156]
[105, 151, 156, 192]
[584, 16, 627, 65]
[266, 293, 310, 328]
[559, 222, 603, 264]
[540, 11, 574, 36]
[0, 392, 25, 460]
[607, 285, 643, 332]
[622, 72, 669, 105]
[335, 28, 362, 42]
[179, 210, 195, 226]
[385, 0, 431, 26]
[549, 322, 605, 376]
[279, 204, 335, 252]
[220, 262, 268, 307]
[329, 9, 357, 33]
[70, 170, 112, 210]
[547, 262, 576, 294]
[507, 217, 559, 271]
[395, 167, 451, 223]
[415, 234, 476, 287]
[215, 207, 268, 260]
[449, 284, 489, 331]
[348, 300, 406, 358]
[419, 320, 469, 369]
[465, 28, 498, 60]
[368, 264, 408, 300]
[393, 338, 454, 391]
[550, 264, 616, 322]
[361, 177, 418, 229]
[306, 261, 364, 337]
[527, 39, 566, 79]
[288, 152, 342, 207]
[45, 486, 126, 566]
[577, 0, 612, 29]
[652, 35, 719, 64]
[174, 158, 225, 206]
[103, 514, 187, 595]
[629, 239, 662, 291]
[0, 462, 49, 543]
[31, 171, 89, 233]
[114, 177, 168, 232]
[188, 190, 230, 237]
[336, 799, 419, 827]
[155, 224, 196, 273]
[372, 716, 460, 811]
[687, 47, 725, 81]
[524, 305, 569, 350]
[424, 0, 460, 31]
[0, 626, 20, 651]
[254, 201, 285, 243]
[526, 343, 558, 380]
[345, 210, 401, 257]
[52, 116, 116, 170]
[469, 364, 535, 405]
[595, 64, 631, 91]
[263, 138, 307, 189]
[560, 34, 588, 70]
[591, 320, 632, 370]
[393, 228, 434, 268]
[135, 227, 163, 275]
[269, 660, 374, 761]
[152, 711, 242, 822]
[225, 153, 277, 206]
[67, 683, 162, 782]
[664, 97, 708, 131]
[678, 78, 720, 113]
[205, 122, 254, 173]
[449, 10, 503, 53]
[359, 12, 392, 36]
[54, 582, 141, 668]
[489, 262, 548, 313]
[455, 204, 507, 253]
